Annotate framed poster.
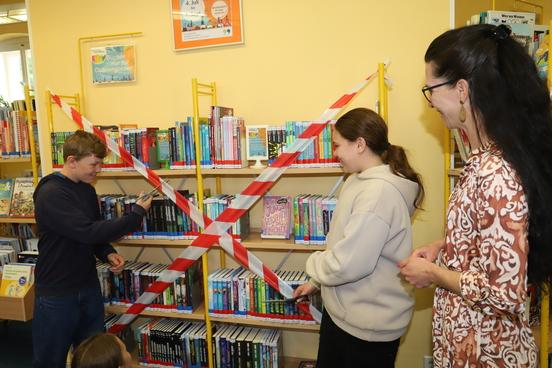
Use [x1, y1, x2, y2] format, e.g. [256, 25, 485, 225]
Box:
[91, 45, 136, 84]
[171, 0, 243, 51]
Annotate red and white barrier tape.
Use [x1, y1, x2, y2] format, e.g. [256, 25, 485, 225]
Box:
[49, 70, 376, 332]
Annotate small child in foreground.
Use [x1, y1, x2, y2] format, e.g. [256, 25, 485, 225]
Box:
[71, 333, 132, 368]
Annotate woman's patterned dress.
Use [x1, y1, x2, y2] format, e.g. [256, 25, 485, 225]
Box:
[433, 144, 538, 367]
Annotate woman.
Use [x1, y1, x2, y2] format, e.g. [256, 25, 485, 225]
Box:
[294, 107, 424, 367]
[399, 24, 552, 367]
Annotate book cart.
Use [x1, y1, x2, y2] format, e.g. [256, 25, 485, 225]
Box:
[0, 84, 40, 321]
[45, 63, 390, 367]
[443, 19, 551, 368]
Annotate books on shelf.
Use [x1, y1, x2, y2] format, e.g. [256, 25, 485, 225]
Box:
[211, 325, 282, 368]
[135, 319, 207, 367]
[17, 250, 38, 264]
[99, 191, 249, 241]
[0, 245, 17, 271]
[0, 262, 34, 297]
[469, 10, 544, 56]
[131, 319, 284, 368]
[261, 195, 292, 239]
[207, 267, 322, 324]
[0, 179, 14, 216]
[50, 112, 342, 171]
[9, 177, 35, 218]
[293, 194, 337, 245]
[97, 260, 202, 314]
[533, 26, 549, 80]
[0, 108, 34, 159]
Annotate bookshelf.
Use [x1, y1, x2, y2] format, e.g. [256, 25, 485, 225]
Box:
[115, 232, 326, 252]
[46, 70, 391, 366]
[0, 84, 40, 321]
[0, 217, 35, 224]
[0, 158, 31, 164]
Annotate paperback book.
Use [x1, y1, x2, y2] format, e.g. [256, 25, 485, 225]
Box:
[0, 263, 34, 297]
[261, 195, 292, 239]
[0, 179, 14, 217]
[9, 177, 35, 217]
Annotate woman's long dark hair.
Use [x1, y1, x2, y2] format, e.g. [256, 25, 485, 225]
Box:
[335, 107, 424, 209]
[426, 24, 552, 286]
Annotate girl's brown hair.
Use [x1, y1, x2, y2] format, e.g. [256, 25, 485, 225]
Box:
[335, 108, 424, 209]
[71, 333, 123, 368]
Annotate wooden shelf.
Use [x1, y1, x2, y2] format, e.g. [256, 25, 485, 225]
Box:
[105, 303, 205, 321]
[209, 315, 319, 332]
[130, 350, 312, 368]
[97, 167, 343, 178]
[0, 158, 32, 164]
[115, 232, 326, 251]
[97, 169, 196, 178]
[0, 217, 36, 223]
[201, 167, 343, 176]
[105, 302, 319, 332]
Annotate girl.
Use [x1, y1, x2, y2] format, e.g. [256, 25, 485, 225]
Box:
[294, 107, 424, 368]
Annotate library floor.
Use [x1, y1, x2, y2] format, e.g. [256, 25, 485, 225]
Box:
[0, 319, 33, 368]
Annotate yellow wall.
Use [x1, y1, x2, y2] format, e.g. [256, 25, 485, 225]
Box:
[26, 0, 450, 365]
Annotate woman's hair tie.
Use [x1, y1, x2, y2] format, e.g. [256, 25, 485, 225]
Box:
[493, 24, 512, 40]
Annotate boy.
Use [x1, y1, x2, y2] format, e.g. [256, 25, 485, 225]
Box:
[32, 130, 153, 368]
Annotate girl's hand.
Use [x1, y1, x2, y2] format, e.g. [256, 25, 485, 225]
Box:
[293, 282, 318, 299]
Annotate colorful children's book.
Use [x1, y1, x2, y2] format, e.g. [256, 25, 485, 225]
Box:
[0, 179, 14, 217]
[261, 195, 292, 239]
[0, 263, 34, 297]
[9, 177, 35, 218]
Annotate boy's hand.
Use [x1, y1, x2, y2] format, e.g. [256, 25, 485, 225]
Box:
[107, 253, 125, 274]
[136, 191, 153, 211]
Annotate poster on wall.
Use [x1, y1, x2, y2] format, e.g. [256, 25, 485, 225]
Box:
[91, 45, 136, 84]
[171, 0, 243, 51]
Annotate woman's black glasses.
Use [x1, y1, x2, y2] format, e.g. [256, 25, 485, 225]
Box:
[421, 80, 455, 102]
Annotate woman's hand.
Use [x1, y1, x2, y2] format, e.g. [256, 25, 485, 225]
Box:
[398, 256, 436, 288]
[412, 238, 445, 263]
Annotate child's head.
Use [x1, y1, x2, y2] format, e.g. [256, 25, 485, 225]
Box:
[335, 107, 425, 209]
[63, 130, 107, 162]
[71, 333, 132, 368]
[335, 107, 390, 157]
[62, 130, 107, 183]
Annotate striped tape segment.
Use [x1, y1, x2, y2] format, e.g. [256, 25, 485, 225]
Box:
[49, 72, 375, 332]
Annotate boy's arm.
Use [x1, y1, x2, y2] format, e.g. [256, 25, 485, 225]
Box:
[36, 186, 147, 245]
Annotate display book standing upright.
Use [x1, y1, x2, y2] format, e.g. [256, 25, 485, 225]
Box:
[445, 14, 551, 368]
[46, 67, 390, 367]
[0, 84, 41, 322]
